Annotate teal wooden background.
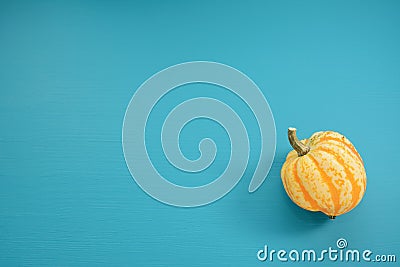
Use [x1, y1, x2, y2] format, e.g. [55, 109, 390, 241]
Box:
[1, 0, 399, 266]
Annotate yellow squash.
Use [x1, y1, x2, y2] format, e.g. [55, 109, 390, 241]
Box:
[281, 128, 367, 219]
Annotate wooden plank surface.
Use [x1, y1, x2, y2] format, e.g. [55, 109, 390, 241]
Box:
[1, 1, 399, 266]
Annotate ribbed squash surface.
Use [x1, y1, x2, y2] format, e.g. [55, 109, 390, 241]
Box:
[281, 131, 366, 217]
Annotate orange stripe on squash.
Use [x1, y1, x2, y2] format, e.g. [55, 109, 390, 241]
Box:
[316, 147, 362, 214]
[317, 136, 363, 164]
[293, 159, 320, 211]
[308, 154, 340, 215]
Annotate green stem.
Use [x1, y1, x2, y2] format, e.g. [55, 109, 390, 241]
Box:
[288, 127, 310, 157]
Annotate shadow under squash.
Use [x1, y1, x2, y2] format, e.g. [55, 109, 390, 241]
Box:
[232, 149, 331, 238]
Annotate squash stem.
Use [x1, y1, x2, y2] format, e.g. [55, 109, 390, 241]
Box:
[288, 127, 310, 157]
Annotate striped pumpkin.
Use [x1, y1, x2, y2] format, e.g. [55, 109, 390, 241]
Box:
[281, 128, 367, 219]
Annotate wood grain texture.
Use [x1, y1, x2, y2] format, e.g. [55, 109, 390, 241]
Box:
[1, 1, 400, 266]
